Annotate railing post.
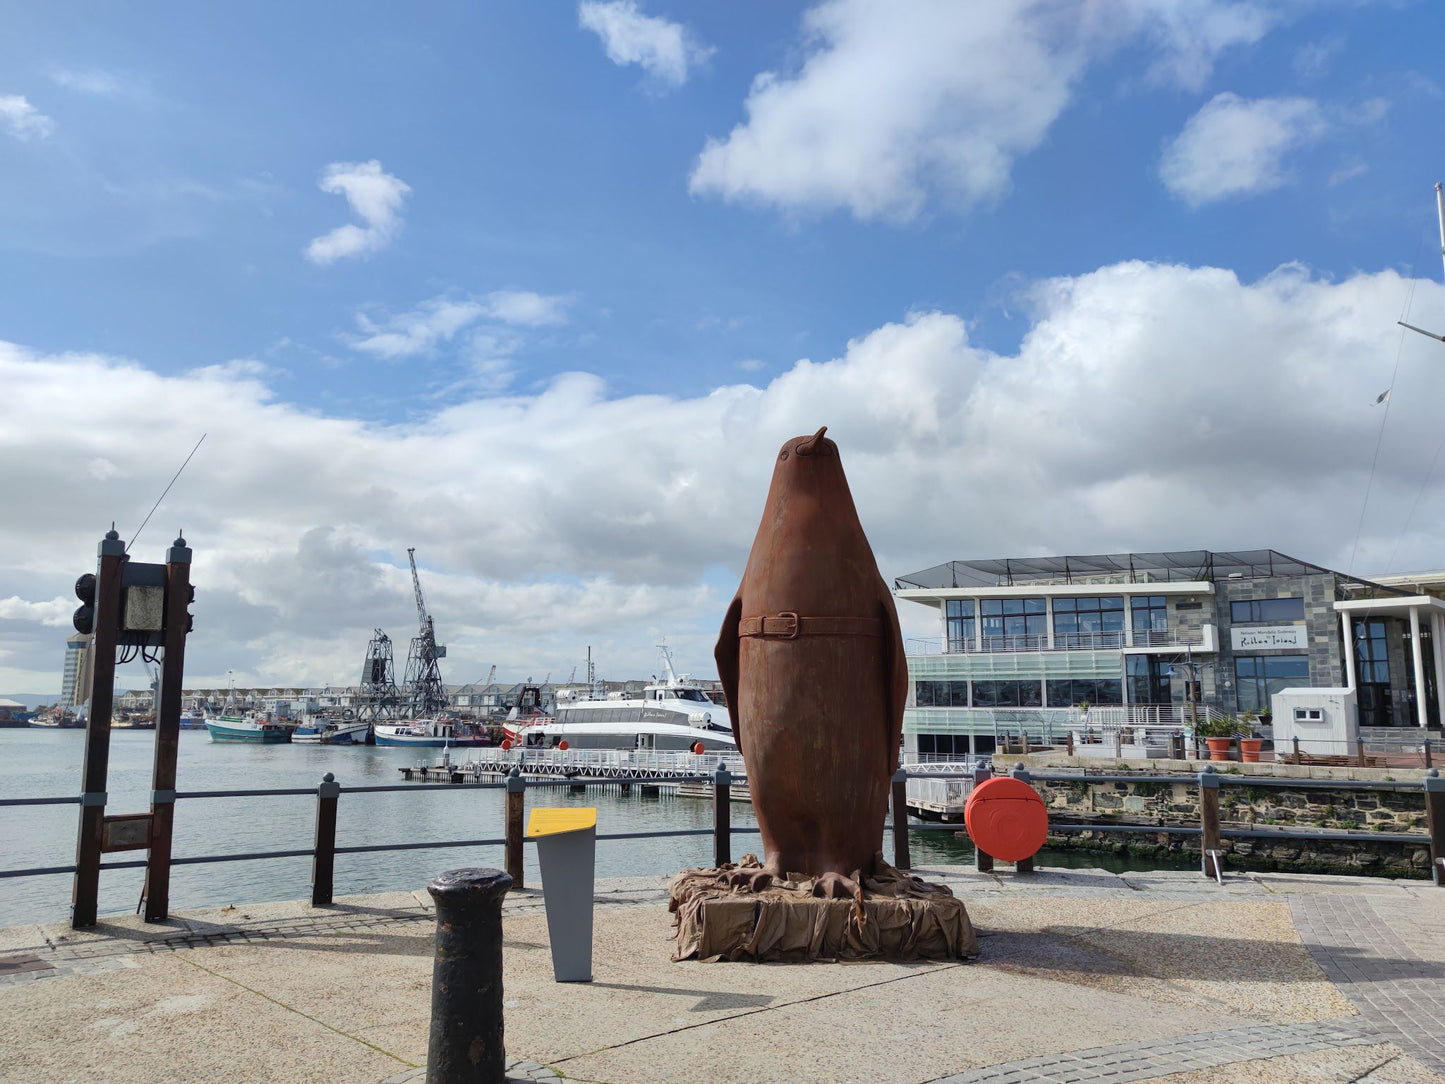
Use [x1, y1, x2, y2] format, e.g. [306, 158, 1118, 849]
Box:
[1010, 763, 1035, 874]
[1198, 766, 1222, 882]
[1066, 730, 1075, 756]
[1426, 739, 1433, 770]
[712, 763, 732, 867]
[1292, 736, 1300, 762]
[1356, 738, 1367, 767]
[312, 772, 340, 906]
[505, 767, 526, 889]
[426, 868, 512, 1084]
[890, 767, 910, 871]
[972, 763, 994, 872]
[1425, 769, 1445, 888]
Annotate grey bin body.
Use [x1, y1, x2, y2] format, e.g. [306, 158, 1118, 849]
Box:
[530, 818, 597, 983]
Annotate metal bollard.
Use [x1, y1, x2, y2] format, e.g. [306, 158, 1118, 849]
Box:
[504, 768, 525, 890]
[312, 773, 340, 906]
[712, 763, 732, 867]
[890, 767, 910, 871]
[426, 868, 513, 1084]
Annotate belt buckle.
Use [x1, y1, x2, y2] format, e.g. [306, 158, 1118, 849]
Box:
[775, 611, 799, 639]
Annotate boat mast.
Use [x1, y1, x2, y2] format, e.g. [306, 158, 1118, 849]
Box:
[1399, 182, 1445, 343]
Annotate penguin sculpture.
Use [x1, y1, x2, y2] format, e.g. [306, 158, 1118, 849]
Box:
[715, 427, 908, 899]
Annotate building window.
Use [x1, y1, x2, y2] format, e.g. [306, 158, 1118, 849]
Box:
[1052, 596, 1124, 647]
[1045, 679, 1123, 706]
[914, 680, 969, 707]
[1230, 597, 1304, 623]
[1234, 655, 1308, 713]
[980, 598, 1046, 647]
[1355, 619, 1390, 683]
[1131, 596, 1169, 644]
[945, 599, 974, 651]
[916, 733, 970, 757]
[971, 679, 1042, 707]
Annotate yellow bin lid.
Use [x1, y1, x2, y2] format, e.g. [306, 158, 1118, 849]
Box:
[527, 807, 597, 837]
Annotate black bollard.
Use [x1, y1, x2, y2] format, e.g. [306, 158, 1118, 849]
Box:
[426, 868, 513, 1084]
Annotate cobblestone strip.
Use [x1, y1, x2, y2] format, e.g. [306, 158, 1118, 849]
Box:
[1290, 893, 1445, 1075]
[925, 1018, 1381, 1084]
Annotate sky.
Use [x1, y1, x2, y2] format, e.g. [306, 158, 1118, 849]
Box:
[2, 0, 1445, 700]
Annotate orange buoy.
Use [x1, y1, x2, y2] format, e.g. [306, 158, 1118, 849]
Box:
[692, 741, 705, 755]
[558, 740, 569, 751]
[964, 776, 1048, 863]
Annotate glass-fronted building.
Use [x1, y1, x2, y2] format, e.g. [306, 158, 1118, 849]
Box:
[894, 550, 1443, 755]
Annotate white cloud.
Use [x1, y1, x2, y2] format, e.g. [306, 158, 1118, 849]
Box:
[304, 160, 411, 266]
[0, 95, 55, 140]
[349, 292, 570, 360]
[51, 68, 126, 96]
[4, 260, 1445, 691]
[690, 0, 1276, 221]
[578, 1, 711, 87]
[1160, 93, 1328, 206]
[0, 596, 73, 627]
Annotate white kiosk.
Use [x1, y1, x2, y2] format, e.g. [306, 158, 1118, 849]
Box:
[1271, 687, 1357, 756]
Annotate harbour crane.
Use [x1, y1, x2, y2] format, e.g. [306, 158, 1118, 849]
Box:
[402, 548, 448, 718]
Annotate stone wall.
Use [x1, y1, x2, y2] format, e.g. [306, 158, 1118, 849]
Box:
[1031, 774, 1433, 878]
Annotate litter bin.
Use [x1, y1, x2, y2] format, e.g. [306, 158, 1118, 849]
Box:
[526, 806, 597, 982]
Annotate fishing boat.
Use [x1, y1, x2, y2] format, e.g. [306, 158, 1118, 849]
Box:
[205, 710, 291, 743]
[373, 719, 488, 747]
[292, 719, 371, 745]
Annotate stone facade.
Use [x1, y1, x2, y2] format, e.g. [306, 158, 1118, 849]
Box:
[1214, 572, 1346, 713]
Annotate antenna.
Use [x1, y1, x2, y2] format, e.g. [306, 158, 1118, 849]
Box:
[128, 433, 207, 552]
[1399, 182, 1445, 344]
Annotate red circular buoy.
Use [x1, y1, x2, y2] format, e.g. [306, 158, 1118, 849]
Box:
[692, 742, 705, 755]
[558, 740, 569, 751]
[964, 776, 1048, 863]
[501, 739, 512, 751]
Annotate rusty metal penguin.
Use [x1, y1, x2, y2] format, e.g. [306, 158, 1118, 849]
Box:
[715, 427, 908, 898]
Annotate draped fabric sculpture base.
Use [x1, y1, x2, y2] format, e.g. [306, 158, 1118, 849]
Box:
[669, 855, 979, 963]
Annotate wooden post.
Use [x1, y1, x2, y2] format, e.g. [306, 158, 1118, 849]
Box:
[1199, 767, 1222, 881]
[311, 773, 340, 906]
[712, 764, 732, 867]
[1425, 770, 1444, 888]
[890, 767, 910, 871]
[145, 535, 191, 923]
[972, 763, 993, 872]
[1292, 736, 1300, 763]
[505, 767, 525, 889]
[1066, 731, 1075, 756]
[1010, 763, 1036, 874]
[1425, 739, 1433, 770]
[1356, 738, 1367, 767]
[72, 529, 126, 929]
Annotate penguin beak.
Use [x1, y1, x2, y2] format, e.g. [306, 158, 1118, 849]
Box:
[796, 426, 828, 456]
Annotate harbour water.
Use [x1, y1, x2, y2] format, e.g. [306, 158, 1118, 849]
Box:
[1, 729, 1187, 928]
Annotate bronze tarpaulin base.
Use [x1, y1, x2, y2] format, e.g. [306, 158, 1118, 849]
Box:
[668, 854, 979, 963]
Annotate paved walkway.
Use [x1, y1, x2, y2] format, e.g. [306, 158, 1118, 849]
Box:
[0, 866, 1440, 1083]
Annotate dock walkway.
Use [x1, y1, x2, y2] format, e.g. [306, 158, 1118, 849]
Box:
[2, 866, 1442, 1082]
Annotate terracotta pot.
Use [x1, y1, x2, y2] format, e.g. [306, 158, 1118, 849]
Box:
[1205, 737, 1233, 761]
[1239, 738, 1263, 763]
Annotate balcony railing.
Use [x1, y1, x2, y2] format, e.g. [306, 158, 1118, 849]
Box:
[907, 627, 1202, 655]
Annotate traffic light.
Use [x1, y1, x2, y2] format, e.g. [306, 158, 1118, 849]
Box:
[73, 573, 96, 635]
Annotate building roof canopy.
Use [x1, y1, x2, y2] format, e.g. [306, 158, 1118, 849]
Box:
[895, 549, 1399, 594]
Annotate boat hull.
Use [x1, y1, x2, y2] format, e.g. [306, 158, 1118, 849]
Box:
[373, 733, 487, 747]
[206, 718, 291, 743]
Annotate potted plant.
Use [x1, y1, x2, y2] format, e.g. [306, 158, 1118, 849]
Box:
[1196, 714, 1238, 761]
[1238, 711, 1264, 763]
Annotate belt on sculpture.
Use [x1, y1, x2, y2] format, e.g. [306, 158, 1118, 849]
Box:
[738, 613, 883, 640]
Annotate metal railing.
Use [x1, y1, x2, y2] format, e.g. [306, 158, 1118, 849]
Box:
[906, 628, 1205, 655]
[3, 763, 1440, 924]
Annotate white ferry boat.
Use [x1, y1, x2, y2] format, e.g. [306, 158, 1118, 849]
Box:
[374, 719, 488, 747]
[506, 647, 735, 753]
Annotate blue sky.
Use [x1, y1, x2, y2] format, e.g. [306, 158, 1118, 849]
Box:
[3, 1, 1445, 696]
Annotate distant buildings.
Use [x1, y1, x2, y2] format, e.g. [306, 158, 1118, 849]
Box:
[894, 549, 1443, 755]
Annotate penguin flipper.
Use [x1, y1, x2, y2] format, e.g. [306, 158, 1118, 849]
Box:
[880, 588, 907, 774]
[715, 593, 744, 760]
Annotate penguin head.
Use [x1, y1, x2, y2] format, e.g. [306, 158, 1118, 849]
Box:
[776, 426, 836, 464]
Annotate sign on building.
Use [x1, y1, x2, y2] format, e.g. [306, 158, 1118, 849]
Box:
[1230, 625, 1308, 650]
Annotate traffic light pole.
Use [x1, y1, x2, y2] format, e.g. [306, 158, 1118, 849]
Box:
[72, 529, 126, 929]
[145, 535, 192, 922]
